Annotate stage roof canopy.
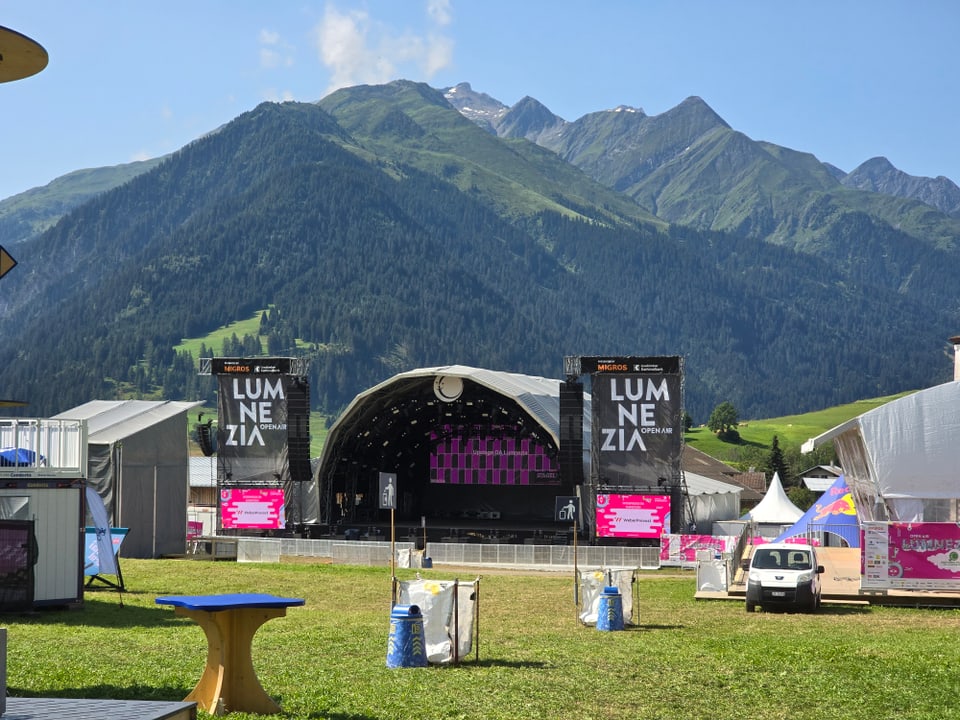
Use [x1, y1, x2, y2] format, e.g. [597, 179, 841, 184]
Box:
[316, 365, 590, 478]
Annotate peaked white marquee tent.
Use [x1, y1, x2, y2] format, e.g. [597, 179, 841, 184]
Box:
[741, 472, 803, 535]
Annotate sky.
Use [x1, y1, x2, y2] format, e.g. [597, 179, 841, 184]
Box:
[1, 1, 959, 202]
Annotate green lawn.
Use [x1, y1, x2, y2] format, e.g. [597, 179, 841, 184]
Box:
[7, 559, 960, 719]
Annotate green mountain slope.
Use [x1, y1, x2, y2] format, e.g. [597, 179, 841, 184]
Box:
[318, 80, 664, 229]
[0, 158, 165, 244]
[0, 81, 955, 425]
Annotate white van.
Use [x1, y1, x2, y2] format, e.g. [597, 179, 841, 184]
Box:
[744, 542, 824, 613]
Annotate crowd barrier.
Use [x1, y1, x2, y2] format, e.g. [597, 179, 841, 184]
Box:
[233, 536, 661, 570]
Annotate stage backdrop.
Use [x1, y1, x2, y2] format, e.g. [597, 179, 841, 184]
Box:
[212, 357, 314, 528]
[588, 356, 683, 487]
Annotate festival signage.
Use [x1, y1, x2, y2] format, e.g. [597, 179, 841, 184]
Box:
[659, 533, 738, 565]
[589, 356, 682, 486]
[217, 368, 293, 484]
[220, 487, 286, 529]
[862, 521, 960, 591]
[595, 493, 670, 538]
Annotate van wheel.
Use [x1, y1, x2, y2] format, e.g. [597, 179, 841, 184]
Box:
[746, 602, 756, 613]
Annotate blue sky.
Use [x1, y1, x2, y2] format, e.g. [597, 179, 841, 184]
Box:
[2, 1, 958, 202]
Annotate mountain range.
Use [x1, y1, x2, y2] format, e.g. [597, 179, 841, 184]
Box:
[0, 79, 957, 426]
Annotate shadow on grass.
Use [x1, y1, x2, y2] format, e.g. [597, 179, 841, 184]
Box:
[6, 596, 186, 628]
[435, 658, 549, 669]
[757, 605, 872, 616]
[7, 683, 192, 702]
[631, 623, 685, 630]
[291, 713, 377, 720]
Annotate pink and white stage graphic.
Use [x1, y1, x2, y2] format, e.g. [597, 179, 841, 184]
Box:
[220, 487, 286, 530]
[595, 493, 670, 539]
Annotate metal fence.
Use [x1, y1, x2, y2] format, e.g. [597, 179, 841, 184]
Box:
[234, 536, 661, 570]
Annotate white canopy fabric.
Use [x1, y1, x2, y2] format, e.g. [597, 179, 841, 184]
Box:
[802, 381, 960, 522]
[684, 471, 742, 527]
[849, 381, 959, 499]
[741, 472, 803, 524]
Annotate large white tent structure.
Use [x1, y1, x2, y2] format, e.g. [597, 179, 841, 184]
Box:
[802, 380, 960, 523]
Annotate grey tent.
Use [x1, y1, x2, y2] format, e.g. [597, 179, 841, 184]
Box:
[54, 400, 201, 558]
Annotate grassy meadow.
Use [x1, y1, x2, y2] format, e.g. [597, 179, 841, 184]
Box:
[683, 391, 914, 463]
[6, 558, 960, 719]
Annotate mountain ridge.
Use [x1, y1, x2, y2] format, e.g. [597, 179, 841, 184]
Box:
[0, 80, 956, 425]
[443, 82, 960, 221]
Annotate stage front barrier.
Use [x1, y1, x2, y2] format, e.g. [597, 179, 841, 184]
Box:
[579, 568, 637, 626]
[220, 537, 662, 570]
[396, 578, 479, 664]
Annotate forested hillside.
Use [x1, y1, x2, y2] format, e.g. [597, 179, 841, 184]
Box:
[0, 81, 956, 424]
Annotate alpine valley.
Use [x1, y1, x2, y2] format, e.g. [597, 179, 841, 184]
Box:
[1, 79, 958, 424]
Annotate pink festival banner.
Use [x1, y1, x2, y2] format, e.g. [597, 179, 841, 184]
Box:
[886, 523, 960, 581]
[659, 534, 737, 564]
[862, 521, 960, 591]
[595, 493, 670, 539]
[220, 487, 286, 530]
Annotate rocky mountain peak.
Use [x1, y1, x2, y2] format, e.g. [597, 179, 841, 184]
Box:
[443, 82, 509, 133]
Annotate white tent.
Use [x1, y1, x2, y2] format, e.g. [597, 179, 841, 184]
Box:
[742, 472, 803, 524]
[802, 380, 960, 522]
[684, 471, 742, 528]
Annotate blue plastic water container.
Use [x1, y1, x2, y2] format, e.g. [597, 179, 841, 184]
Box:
[386, 603, 428, 668]
[597, 585, 624, 631]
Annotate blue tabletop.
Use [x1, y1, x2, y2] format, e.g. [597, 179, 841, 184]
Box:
[155, 593, 305, 611]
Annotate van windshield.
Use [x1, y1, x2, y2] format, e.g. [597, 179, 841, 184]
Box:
[752, 548, 812, 570]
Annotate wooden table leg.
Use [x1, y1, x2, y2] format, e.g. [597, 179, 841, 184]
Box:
[176, 606, 286, 716]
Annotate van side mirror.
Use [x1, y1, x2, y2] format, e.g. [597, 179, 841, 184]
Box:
[816, 565, 825, 574]
[740, 559, 750, 571]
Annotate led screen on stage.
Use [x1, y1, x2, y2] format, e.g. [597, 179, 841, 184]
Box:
[430, 426, 559, 485]
[595, 493, 670, 538]
[220, 487, 286, 529]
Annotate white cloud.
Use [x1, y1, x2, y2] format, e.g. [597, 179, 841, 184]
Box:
[259, 28, 295, 70]
[314, 2, 454, 95]
[423, 33, 453, 76]
[427, 0, 452, 27]
[262, 88, 296, 103]
[260, 47, 283, 69]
